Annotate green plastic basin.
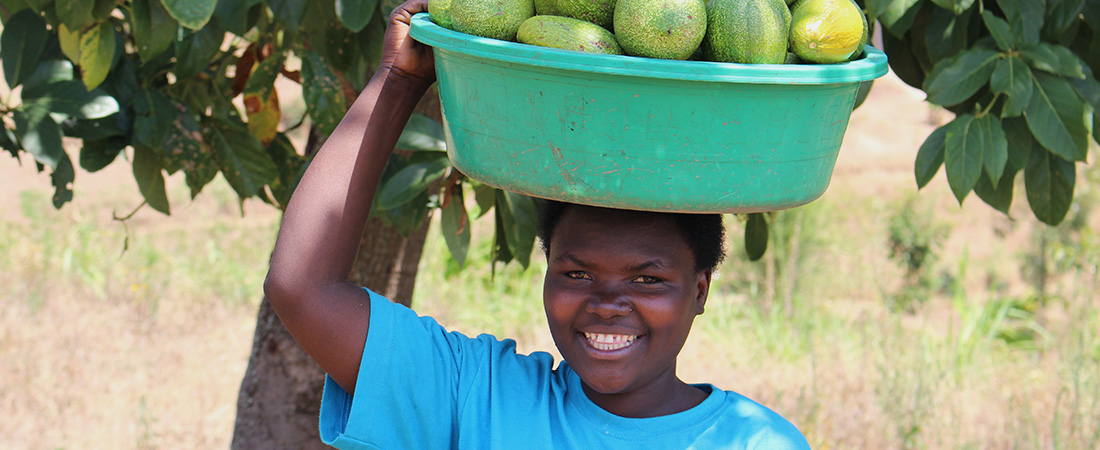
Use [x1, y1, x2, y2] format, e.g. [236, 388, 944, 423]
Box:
[409, 13, 888, 213]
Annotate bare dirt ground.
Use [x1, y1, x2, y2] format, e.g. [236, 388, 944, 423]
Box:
[3, 70, 1091, 448]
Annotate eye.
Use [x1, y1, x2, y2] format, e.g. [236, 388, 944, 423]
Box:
[632, 275, 662, 284]
[565, 271, 591, 280]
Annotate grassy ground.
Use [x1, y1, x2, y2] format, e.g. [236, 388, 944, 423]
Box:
[2, 72, 1099, 448]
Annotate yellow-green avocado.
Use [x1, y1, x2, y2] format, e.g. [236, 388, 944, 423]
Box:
[517, 15, 623, 54]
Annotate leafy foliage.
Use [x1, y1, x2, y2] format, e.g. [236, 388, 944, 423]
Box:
[871, 0, 1099, 225]
[0, 0, 535, 268]
[6, 0, 1092, 268]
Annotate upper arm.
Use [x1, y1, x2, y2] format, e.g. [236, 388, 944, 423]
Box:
[264, 275, 372, 394]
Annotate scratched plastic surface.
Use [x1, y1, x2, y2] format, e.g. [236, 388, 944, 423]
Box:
[409, 14, 889, 213]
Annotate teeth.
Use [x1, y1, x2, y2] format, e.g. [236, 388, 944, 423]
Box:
[583, 332, 638, 351]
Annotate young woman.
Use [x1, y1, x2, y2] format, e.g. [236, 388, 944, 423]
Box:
[264, 1, 810, 448]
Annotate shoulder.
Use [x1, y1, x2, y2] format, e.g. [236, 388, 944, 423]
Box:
[709, 387, 811, 450]
[365, 290, 556, 371]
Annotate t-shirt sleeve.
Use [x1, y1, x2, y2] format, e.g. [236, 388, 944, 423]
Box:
[319, 289, 495, 449]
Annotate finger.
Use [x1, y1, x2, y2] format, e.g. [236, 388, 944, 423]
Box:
[390, 0, 430, 25]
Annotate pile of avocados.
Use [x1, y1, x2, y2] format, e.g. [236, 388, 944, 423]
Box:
[428, 0, 869, 65]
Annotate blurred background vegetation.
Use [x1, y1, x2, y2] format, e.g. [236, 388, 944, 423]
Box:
[3, 71, 1098, 447]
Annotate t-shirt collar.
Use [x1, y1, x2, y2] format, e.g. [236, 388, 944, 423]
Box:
[558, 361, 727, 439]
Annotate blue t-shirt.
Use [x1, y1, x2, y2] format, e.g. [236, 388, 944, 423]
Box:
[320, 290, 810, 449]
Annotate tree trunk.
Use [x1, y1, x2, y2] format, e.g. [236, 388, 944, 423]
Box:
[231, 217, 430, 449]
[231, 92, 440, 449]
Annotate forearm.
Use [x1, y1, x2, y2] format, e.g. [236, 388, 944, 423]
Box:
[267, 69, 430, 304]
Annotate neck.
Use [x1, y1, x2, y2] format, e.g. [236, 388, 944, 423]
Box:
[580, 370, 708, 418]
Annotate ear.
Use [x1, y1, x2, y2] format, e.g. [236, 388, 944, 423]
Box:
[693, 270, 711, 315]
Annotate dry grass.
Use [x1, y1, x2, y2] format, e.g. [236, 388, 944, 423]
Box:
[0, 161, 278, 448]
[2, 71, 1099, 449]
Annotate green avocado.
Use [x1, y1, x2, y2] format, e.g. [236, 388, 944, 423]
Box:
[451, 0, 536, 41]
[517, 15, 623, 54]
[552, 0, 616, 30]
[429, 0, 455, 29]
[613, 0, 706, 60]
[702, 0, 789, 64]
[534, 0, 561, 15]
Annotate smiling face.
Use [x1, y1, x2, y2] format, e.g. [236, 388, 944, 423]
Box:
[542, 206, 711, 417]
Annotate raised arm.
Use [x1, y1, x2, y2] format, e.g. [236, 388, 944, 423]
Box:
[263, 0, 436, 394]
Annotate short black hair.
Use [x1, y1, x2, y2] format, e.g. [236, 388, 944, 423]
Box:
[536, 200, 726, 273]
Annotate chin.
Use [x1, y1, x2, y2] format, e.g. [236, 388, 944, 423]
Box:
[574, 367, 633, 395]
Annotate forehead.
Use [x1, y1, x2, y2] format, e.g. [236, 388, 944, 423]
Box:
[549, 207, 693, 263]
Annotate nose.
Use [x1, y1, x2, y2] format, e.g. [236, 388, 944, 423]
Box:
[585, 285, 632, 318]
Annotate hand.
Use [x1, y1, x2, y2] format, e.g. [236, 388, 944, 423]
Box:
[381, 0, 437, 88]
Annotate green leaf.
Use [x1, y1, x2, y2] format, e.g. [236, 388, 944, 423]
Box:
[1025, 72, 1090, 162]
[0, 0, 32, 21]
[440, 183, 471, 268]
[923, 48, 1000, 107]
[1044, 0, 1085, 37]
[397, 113, 446, 152]
[164, 109, 216, 197]
[930, 0, 974, 14]
[1024, 148, 1075, 226]
[991, 56, 1033, 117]
[162, 0, 217, 30]
[867, 0, 922, 37]
[79, 137, 126, 172]
[23, 80, 120, 120]
[268, 0, 309, 34]
[981, 10, 1015, 51]
[1020, 43, 1085, 79]
[214, 0, 262, 35]
[263, 133, 307, 207]
[92, 0, 116, 20]
[973, 170, 1015, 215]
[301, 51, 347, 136]
[978, 114, 1008, 188]
[50, 152, 75, 208]
[473, 183, 496, 218]
[63, 114, 128, 140]
[0, 126, 19, 158]
[133, 145, 172, 214]
[94, 54, 140, 106]
[132, 0, 179, 63]
[174, 21, 223, 79]
[880, 30, 926, 89]
[22, 0, 49, 14]
[78, 21, 116, 90]
[1069, 75, 1100, 110]
[1, 9, 48, 88]
[852, 80, 874, 110]
[997, 0, 1043, 45]
[744, 213, 768, 262]
[55, 0, 94, 30]
[242, 53, 284, 100]
[12, 107, 64, 167]
[498, 190, 537, 268]
[22, 58, 73, 88]
[944, 113, 983, 204]
[492, 202, 513, 267]
[132, 87, 178, 148]
[203, 116, 278, 199]
[915, 124, 947, 189]
[1002, 117, 1034, 173]
[360, 7, 386, 72]
[335, 0, 377, 32]
[1094, 112, 1099, 150]
[925, 7, 972, 65]
[376, 156, 449, 209]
